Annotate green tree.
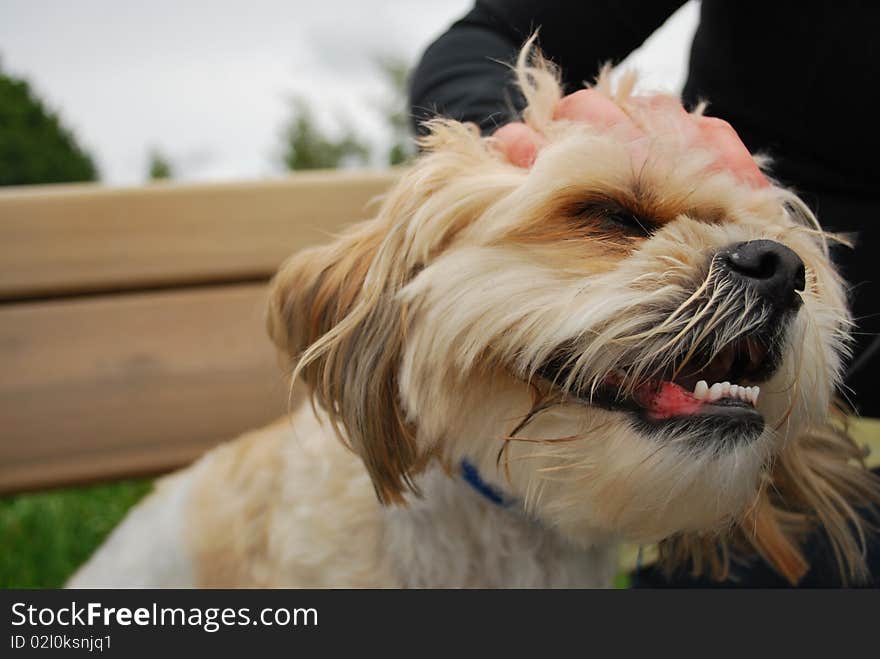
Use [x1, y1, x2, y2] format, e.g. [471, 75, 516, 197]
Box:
[0, 63, 98, 186]
[281, 98, 370, 171]
[279, 57, 414, 172]
[147, 149, 173, 180]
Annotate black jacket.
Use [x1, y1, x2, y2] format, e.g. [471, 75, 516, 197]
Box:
[409, 0, 880, 416]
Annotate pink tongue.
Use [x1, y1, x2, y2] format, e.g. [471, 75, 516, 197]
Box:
[634, 380, 703, 419]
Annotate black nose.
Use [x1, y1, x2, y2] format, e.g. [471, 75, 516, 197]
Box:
[719, 240, 806, 309]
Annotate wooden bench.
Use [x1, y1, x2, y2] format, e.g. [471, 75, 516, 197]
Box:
[0, 171, 876, 495]
[0, 171, 399, 494]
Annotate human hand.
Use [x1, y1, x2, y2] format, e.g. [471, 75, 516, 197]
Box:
[492, 89, 768, 189]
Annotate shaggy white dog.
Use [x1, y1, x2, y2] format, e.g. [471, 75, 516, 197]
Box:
[70, 48, 879, 588]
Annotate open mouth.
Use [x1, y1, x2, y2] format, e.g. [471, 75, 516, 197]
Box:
[539, 333, 778, 438]
[620, 335, 771, 423]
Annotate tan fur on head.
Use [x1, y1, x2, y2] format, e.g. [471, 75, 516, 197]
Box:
[267, 41, 879, 583]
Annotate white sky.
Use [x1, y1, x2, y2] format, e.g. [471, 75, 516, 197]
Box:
[0, 0, 698, 186]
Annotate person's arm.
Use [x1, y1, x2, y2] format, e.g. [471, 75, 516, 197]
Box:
[409, 0, 687, 135]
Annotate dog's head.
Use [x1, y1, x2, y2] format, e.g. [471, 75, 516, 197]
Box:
[268, 48, 878, 583]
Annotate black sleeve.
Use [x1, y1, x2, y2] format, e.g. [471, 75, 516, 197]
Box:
[409, 0, 687, 136]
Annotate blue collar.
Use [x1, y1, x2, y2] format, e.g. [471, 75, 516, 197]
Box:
[460, 460, 515, 507]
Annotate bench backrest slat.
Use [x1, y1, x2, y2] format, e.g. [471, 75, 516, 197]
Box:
[0, 171, 399, 301]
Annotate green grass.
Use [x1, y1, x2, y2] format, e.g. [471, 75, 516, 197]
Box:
[613, 571, 631, 589]
[0, 479, 152, 588]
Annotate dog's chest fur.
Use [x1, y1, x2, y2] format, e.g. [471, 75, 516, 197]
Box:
[69, 403, 618, 588]
[385, 468, 617, 587]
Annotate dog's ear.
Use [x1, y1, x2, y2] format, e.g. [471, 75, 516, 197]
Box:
[664, 410, 880, 585]
[266, 215, 420, 504]
[266, 220, 384, 368]
[266, 115, 517, 504]
[748, 412, 880, 584]
[265, 110, 504, 365]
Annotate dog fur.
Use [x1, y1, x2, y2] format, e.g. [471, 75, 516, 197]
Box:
[69, 47, 879, 588]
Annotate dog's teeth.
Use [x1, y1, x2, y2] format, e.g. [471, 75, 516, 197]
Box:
[694, 380, 759, 406]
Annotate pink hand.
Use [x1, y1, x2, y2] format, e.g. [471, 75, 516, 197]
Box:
[492, 89, 767, 189]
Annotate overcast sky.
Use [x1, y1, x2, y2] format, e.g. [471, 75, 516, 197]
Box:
[0, 0, 698, 185]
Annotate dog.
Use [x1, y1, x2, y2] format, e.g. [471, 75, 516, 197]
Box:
[69, 46, 879, 588]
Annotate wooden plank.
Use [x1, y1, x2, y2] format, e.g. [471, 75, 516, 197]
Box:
[0, 283, 294, 493]
[0, 170, 399, 300]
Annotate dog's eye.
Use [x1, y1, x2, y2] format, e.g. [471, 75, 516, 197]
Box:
[601, 209, 656, 237]
[574, 200, 656, 237]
